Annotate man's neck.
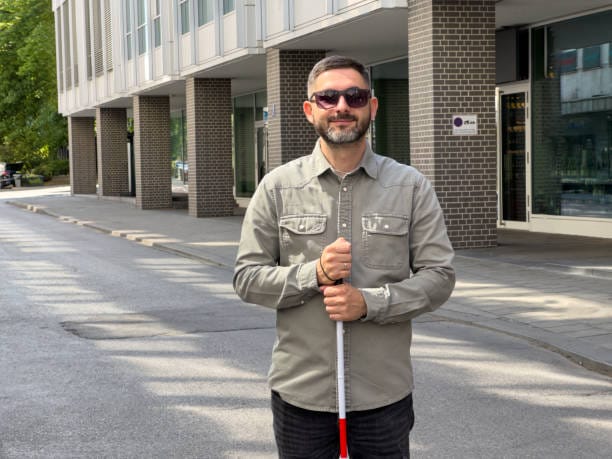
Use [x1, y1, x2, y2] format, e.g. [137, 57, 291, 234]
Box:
[320, 138, 366, 173]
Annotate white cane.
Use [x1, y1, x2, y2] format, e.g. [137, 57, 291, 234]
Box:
[337, 319, 348, 458]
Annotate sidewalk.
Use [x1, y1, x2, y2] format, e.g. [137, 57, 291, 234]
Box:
[4, 186, 612, 377]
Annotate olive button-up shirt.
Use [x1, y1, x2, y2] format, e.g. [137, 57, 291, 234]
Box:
[233, 141, 455, 412]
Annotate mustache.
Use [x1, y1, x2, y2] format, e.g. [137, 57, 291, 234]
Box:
[328, 114, 357, 122]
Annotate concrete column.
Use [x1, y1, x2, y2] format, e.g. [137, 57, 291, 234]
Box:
[185, 78, 235, 217]
[68, 116, 97, 195]
[96, 108, 128, 197]
[133, 95, 172, 209]
[266, 49, 326, 169]
[408, 0, 497, 248]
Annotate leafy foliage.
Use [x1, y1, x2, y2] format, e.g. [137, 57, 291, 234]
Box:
[0, 0, 67, 172]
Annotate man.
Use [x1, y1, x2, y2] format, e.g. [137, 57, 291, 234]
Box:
[233, 55, 455, 458]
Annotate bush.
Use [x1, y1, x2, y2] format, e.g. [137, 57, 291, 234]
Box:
[21, 174, 44, 187]
[31, 159, 69, 179]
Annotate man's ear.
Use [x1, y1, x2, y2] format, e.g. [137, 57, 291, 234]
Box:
[303, 100, 314, 124]
[370, 96, 379, 121]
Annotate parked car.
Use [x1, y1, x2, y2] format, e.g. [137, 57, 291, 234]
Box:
[0, 162, 23, 189]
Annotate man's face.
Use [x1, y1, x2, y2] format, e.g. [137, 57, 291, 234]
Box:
[303, 68, 378, 145]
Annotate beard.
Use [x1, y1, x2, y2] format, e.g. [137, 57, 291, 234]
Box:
[314, 112, 371, 145]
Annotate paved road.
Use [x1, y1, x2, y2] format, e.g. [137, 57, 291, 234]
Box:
[1, 196, 611, 458]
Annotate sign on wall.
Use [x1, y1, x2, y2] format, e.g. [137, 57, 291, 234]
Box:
[452, 115, 478, 135]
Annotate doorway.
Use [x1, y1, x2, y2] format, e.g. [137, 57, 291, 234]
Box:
[497, 83, 530, 228]
[255, 120, 267, 184]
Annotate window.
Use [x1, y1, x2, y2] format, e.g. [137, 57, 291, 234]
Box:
[558, 49, 577, 74]
[198, 0, 214, 26]
[371, 59, 410, 165]
[180, 0, 190, 34]
[153, 0, 161, 47]
[137, 0, 147, 55]
[93, 0, 104, 73]
[70, 0, 78, 85]
[56, 13, 64, 91]
[582, 45, 601, 70]
[125, 0, 133, 60]
[531, 11, 612, 219]
[103, 0, 113, 70]
[85, 0, 94, 77]
[223, 0, 235, 14]
[62, 3, 71, 88]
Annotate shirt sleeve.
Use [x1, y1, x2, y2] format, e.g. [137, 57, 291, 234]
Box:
[233, 178, 321, 309]
[359, 175, 455, 324]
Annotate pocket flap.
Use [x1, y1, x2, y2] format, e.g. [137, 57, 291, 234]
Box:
[280, 215, 327, 235]
[362, 214, 409, 236]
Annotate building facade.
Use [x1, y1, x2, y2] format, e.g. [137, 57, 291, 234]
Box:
[53, 0, 612, 246]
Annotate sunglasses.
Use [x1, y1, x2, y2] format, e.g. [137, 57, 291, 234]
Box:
[309, 87, 371, 109]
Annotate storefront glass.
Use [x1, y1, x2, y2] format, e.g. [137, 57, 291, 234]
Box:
[170, 109, 187, 183]
[531, 11, 612, 219]
[234, 92, 267, 198]
[371, 59, 410, 164]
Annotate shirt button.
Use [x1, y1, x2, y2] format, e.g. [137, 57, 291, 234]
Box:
[298, 224, 305, 231]
[384, 224, 390, 229]
[342, 223, 347, 228]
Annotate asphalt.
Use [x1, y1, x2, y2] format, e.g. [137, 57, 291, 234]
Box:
[3, 185, 612, 378]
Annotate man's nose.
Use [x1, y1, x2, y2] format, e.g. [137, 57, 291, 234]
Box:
[334, 94, 351, 111]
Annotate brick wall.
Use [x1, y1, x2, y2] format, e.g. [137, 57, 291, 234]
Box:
[68, 116, 97, 195]
[133, 96, 172, 209]
[408, 0, 497, 248]
[96, 108, 128, 197]
[185, 78, 235, 217]
[266, 49, 325, 169]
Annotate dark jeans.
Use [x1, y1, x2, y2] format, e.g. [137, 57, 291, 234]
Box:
[271, 391, 414, 459]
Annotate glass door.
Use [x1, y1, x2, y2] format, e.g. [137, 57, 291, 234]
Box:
[255, 121, 267, 184]
[498, 84, 530, 227]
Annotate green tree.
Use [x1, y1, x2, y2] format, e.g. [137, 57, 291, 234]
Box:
[0, 0, 67, 171]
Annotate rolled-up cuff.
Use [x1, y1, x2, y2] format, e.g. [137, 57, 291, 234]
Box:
[298, 259, 320, 292]
[359, 287, 388, 321]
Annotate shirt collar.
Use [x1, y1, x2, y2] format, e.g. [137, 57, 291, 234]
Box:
[312, 140, 379, 179]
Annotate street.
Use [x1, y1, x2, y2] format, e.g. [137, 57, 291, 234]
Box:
[1, 200, 611, 458]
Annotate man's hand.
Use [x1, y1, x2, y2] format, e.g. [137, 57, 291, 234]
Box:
[320, 282, 367, 322]
[317, 237, 352, 285]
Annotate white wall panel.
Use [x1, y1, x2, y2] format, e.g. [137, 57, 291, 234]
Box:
[223, 12, 238, 53]
[181, 34, 193, 69]
[197, 23, 216, 62]
[266, 0, 287, 37]
[153, 47, 163, 79]
[337, 0, 370, 11]
[294, 0, 327, 27]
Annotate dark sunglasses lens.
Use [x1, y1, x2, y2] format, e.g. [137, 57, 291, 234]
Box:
[344, 89, 370, 108]
[315, 92, 340, 109]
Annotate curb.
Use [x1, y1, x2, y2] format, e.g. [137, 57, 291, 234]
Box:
[7, 200, 231, 269]
[455, 254, 612, 281]
[430, 309, 612, 378]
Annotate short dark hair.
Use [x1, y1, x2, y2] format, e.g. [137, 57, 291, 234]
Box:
[307, 55, 370, 97]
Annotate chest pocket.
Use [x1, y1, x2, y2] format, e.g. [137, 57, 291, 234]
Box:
[279, 214, 327, 264]
[362, 214, 409, 269]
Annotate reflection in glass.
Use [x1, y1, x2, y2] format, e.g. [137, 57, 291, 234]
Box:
[532, 11, 612, 219]
[234, 92, 267, 198]
[371, 59, 410, 165]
